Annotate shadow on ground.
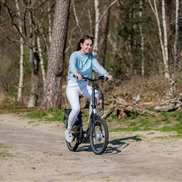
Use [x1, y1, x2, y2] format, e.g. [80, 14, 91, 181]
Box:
[72, 135, 142, 155]
[106, 135, 142, 155]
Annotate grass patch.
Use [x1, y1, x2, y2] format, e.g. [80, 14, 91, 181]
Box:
[0, 143, 14, 158]
[7, 108, 182, 136]
[13, 108, 89, 124]
[0, 143, 11, 149]
[107, 110, 182, 136]
[17, 108, 65, 123]
[27, 111, 47, 119]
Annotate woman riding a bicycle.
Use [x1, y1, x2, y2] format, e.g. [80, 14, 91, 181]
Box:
[65, 35, 113, 143]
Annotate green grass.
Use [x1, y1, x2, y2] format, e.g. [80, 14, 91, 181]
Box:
[0, 143, 11, 149]
[9, 108, 182, 136]
[160, 121, 182, 134]
[109, 126, 140, 132]
[27, 111, 47, 119]
[107, 110, 182, 136]
[0, 143, 14, 158]
[13, 108, 65, 123]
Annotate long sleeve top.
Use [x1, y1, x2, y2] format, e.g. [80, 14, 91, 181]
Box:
[67, 51, 109, 83]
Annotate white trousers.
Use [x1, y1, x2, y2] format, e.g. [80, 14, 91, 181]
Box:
[66, 80, 99, 129]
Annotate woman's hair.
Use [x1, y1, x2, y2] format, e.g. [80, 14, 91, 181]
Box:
[75, 35, 94, 51]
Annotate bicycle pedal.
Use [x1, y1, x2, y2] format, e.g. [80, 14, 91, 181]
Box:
[82, 137, 90, 143]
[86, 139, 90, 143]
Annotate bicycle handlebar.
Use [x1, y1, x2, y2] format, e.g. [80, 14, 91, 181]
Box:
[74, 75, 108, 82]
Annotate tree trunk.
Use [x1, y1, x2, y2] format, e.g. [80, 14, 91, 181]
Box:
[48, 1, 52, 44]
[174, 0, 179, 74]
[15, 0, 24, 103]
[92, 0, 100, 57]
[88, 0, 93, 35]
[27, 1, 39, 108]
[97, 0, 111, 67]
[72, 0, 82, 37]
[162, 0, 169, 67]
[139, 0, 144, 77]
[27, 46, 40, 107]
[17, 37, 24, 103]
[40, 0, 71, 110]
[28, 52, 39, 108]
[37, 36, 46, 92]
[149, 0, 170, 79]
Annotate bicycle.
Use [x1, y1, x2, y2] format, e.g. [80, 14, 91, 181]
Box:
[63, 76, 109, 155]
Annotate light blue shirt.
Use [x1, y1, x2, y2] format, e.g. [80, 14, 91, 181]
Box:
[68, 51, 109, 83]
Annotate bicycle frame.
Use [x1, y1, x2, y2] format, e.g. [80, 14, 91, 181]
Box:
[82, 75, 106, 113]
[81, 76, 107, 136]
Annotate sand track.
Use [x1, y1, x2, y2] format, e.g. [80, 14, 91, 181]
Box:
[0, 113, 182, 182]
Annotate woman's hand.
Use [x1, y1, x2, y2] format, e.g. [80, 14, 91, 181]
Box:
[106, 75, 113, 81]
[73, 71, 82, 80]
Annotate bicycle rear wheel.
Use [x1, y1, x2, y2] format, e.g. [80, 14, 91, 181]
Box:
[89, 118, 109, 155]
[66, 126, 80, 151]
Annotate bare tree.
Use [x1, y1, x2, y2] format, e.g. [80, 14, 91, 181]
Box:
[15, 0, 24, 103]
[162, 0, 169, 72]
[40, 0, 71, 109]
[88, 0, 93, 35]
[92, 0, 99, 56]
[174, 0, 179, 74]
[148, 0, 170, 79]
[97, 0, 111, 67]
[1, 0, 52, 107]
[1, 0, 39, 106]
[37, 36, 46, 92]
[72, 0, 83, 37]
[48, 1, 53, 44]
[139, 0, 144, 77]
[27, 0, 40, 108]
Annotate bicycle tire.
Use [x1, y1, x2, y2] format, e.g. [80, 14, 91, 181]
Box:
[66, 126, 80, 151]
[89, 118, 109, 155]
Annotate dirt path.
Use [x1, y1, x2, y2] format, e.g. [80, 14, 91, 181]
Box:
[0, 113, 182, 182]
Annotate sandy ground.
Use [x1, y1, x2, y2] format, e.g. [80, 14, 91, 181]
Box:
[0, 113, 182, 182]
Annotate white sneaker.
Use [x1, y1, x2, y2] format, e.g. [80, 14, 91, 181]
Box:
[65, 129, 73, 143]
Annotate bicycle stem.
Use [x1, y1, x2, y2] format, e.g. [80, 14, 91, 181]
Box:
[91, 80, 97, 113]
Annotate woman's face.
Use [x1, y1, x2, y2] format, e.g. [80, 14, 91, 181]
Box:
[80, 39, 93, 54]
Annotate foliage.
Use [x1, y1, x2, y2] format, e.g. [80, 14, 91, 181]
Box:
[0, 0, 181, 109]
[1, 90, 19, 109]
[0, 54, 19, 93]
[0, 0, 179, 82]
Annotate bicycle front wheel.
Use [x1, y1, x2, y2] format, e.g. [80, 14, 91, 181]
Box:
[89, 118, 109, 155]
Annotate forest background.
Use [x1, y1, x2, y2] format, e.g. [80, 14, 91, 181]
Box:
[0, 0, 182, 114]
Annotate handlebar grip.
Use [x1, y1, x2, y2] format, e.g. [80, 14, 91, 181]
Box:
[73, 74, 79, 79]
